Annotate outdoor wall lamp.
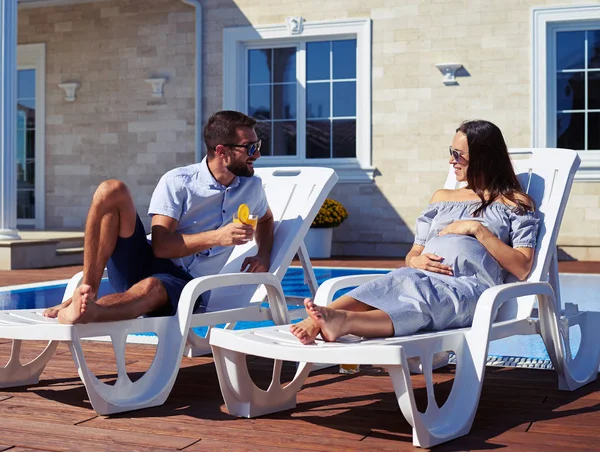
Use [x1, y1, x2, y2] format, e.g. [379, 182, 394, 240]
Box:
[57, 82, 80, 102]
[145, 77, 167, 97]
[286, 16, 304, 35]
[435, 63, 463, 86]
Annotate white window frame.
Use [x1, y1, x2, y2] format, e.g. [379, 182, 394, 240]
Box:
[17, 43, 45, 228]
[223, 18, 373, 182]
[532, 5, 600, 181]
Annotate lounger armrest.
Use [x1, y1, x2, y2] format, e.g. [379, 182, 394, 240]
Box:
[314, 274, 384, 307]
[180, 272, 289, 324]
[469, 281, 556, 339]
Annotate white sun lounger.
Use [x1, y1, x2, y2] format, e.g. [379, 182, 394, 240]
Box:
[210, 149, 600, 448]
[0, 167, 338, 415]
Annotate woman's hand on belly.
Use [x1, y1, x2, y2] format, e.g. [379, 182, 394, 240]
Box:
[408, 253, 453, 276]
[438, 220, 484, 238]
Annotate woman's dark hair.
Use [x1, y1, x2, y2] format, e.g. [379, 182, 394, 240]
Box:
[457, 120, 535, 216]
[204, 110, 257, 158]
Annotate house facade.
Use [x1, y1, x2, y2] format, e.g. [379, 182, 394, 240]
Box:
[1, 0, 599, 259]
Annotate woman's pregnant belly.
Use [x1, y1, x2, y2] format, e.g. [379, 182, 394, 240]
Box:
[422, 234, 502, 285]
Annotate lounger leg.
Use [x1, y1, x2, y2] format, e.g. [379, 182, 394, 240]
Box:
[67, 318, 188, 415]
[407, 352, 450, 374]
[212, 344, 312, 418]
[388, 340, 486, 448]
[538, 293, 600, 390]
[184, 327, 213, 357]
[0, 340, 59, 388]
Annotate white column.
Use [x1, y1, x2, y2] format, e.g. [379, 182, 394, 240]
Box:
[0, 0, 19, 240]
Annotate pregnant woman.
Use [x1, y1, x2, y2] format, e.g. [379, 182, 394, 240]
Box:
[291, 119, 540, 344]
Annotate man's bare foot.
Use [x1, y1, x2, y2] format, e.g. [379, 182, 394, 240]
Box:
[304, 299, 348, 342]
[57, 285, 98, 324]
[43, 298, 72, 318]
[290, 305, 321, 344]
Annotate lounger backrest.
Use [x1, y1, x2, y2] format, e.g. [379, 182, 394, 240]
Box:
[443, 148, 580, 321]
[204, 167, 338, 310]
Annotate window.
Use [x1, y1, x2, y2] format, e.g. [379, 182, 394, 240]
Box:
[247, 40, 357, 160]
[224, 19, 373, 182]
[533, 6, 600, 181]
[555, 30, 600, 151]
[305, 40, 356, 159]
[17, 43, 45, 228]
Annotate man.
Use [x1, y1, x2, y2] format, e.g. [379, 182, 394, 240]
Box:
[44, 110, 274, 324]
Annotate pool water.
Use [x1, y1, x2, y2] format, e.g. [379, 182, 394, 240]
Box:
[0, 267, 383, 311]
[0, 267, 597, 362]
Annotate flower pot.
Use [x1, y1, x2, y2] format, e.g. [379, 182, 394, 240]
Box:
[305, 227, 333, 258]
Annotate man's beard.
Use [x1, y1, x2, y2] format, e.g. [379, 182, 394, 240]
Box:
[226, 158, 254, 177]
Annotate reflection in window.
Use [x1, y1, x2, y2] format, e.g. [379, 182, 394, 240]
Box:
[17, 69, 36, 219]
[556, 30, 600, 150]
[589, 112, 600, 150]
[306, 120, 330, 159]
[248, 47, 297, 156]
[306, 82, 329, 119]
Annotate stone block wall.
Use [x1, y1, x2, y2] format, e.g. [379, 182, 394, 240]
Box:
[18, 0, 196, 230]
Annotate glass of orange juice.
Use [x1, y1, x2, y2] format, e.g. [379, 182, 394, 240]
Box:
[339, 364, 360, 374]
[233, 213, 258, 229]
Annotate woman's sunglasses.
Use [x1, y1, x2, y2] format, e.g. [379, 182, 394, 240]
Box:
[449, 146, 467, 161]
[222, 140, 262, 157]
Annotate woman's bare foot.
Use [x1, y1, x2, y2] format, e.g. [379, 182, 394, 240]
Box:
[290, 305, 321, 344]
[57, 285, 98, 324]
[304, 299, 348, 342]
[43, 298, 72, 318]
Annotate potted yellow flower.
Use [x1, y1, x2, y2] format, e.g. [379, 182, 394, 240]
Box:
[305, 198, 349, 258]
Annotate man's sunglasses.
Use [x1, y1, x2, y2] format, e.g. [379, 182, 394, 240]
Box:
[222, 140, 262, 157]
[449, 146, 467, 161]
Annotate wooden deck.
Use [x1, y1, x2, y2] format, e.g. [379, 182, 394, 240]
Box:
[0, 258, 599, 450]
[0, 340, 598, 451]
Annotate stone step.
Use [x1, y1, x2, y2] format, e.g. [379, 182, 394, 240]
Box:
[0, 231, 84, 269]
[56, 246, 84, 256]
[56, 238, 84, 250]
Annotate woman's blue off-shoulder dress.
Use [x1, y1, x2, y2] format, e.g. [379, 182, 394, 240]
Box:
[346, 201, 539, 336]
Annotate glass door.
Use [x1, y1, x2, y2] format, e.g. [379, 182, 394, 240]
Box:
[17, 69, 36, 224]
[17, 43, 45, 229]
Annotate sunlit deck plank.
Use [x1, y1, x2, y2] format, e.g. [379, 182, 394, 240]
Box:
[0, 340, 597, 450]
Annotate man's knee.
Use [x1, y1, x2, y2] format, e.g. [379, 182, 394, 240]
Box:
[125, 277, 170, 316]
[93, 179, 132, 206]
[138, 277, 168, 298]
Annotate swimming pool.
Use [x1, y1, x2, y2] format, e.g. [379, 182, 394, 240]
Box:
[0, 267, 383, 311]
[1, 267, 598, 365]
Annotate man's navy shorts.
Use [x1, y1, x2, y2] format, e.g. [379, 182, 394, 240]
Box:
[106, 214, 196, 317]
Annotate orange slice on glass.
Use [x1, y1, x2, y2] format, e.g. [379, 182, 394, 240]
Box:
[237, 203, 250, 224]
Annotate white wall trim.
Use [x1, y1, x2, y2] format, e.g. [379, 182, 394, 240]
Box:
[223, 18, 373, 183]
[532, 5, 600, 181]
[17, 43, 45, 228]
[180, 0, 204, 162]
[0, 0, 20, 239]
